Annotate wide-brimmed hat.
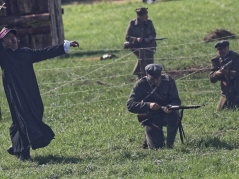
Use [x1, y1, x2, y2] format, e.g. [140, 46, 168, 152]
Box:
[145, 64, 162, 78]
[0, 27, 17, 39]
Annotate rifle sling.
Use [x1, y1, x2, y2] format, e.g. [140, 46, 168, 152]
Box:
[167, 109, 185, 144]
[140, 85, 164, 133]
[178, 109, 186, 144]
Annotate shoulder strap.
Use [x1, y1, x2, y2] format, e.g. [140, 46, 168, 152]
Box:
[141, 85, 158, 102]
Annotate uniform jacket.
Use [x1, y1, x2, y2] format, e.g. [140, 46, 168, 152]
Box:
[210, 50, 239, 96]
[125, 18, 156, 48]
[127, 75, 181, 114]
[0, 45, 65, 151]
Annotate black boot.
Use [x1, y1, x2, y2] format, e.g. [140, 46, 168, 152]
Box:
[7, 146, 14, 155]
[7, 145, 20, 158]
[142, 134, 148, 149]
[19, 147, 31, 161]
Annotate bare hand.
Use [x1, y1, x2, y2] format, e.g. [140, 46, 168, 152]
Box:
[0, 2, 6, 10]
[150, 103, 161, 111]
[215, 70, 223, 76]
[70, 41, 79, 47]
[163, 107, 172, 114]
[137, 37, 143, 43]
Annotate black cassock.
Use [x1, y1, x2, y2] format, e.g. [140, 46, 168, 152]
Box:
[0, 45, 65, 153]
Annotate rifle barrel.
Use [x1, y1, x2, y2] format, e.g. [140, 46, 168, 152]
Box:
[166, 105, 205, 110]
[154, 38, 167, 40]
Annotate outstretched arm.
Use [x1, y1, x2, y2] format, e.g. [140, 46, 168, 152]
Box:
[31, 40, 79, 63]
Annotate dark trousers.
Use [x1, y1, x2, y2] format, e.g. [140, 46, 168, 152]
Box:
[217, 77, 239, 110]
[144, 110, 179, 149]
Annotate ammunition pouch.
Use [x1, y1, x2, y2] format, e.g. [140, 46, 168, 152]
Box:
[124, 42, 137, 49]
[137, 113, 148, 123]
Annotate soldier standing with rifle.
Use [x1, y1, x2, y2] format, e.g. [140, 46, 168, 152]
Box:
[125, 7, 157, 80]
[127, 64, 181, 149]
[210, 40, 239, 110]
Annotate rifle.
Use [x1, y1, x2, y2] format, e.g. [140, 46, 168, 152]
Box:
[137, 104, 204, 144]
[137, 104, 204, 123]
[218, 60, 232, 71]
[124, 37, 167, 49]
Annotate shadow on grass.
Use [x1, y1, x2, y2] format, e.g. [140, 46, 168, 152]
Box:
[33, 154, 83, 165]
[187, 136, 238, 150]
[65, 49, 121, 59]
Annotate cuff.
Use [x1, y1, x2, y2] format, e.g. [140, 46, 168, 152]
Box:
[64, 40, 71, 54]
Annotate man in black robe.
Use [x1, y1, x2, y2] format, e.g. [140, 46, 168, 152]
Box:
[0, 27, 79, 161]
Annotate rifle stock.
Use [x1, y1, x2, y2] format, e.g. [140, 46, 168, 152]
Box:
[137, 104, 204, 123]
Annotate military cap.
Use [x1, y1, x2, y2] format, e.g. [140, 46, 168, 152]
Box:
[0, 27, 17, 39]
[135, 7, 148, 15]
[214, 40, 229, 49]
[145, 64, 162, 78]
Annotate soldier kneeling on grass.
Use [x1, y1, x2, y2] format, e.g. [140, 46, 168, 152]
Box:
[127, 64, 181, 149]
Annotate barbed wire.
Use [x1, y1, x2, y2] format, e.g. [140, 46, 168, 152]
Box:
[33, 52, 216, 73]
[40, 79, 215, 97]
[175, 65, 211, 81]
[68, 34, 239, 52]
[42, 90, 222, 109]
[37, 73, 210, 86]
[0, 88, 220, 115]
[42, 49, 138, 95]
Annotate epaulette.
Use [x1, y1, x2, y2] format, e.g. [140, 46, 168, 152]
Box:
[138, 76, 147, 83]
[161, 74, 170, 81]
[211, 56, 219, 61]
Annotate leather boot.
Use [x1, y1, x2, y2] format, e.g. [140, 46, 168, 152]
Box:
[7, 145, 20, 158]
[142, 133, 148, 149]
[19, 147, 31, 161]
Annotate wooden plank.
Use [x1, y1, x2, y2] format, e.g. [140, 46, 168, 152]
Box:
[16, 0, 49, 15]
[6, 0, 20, 16]
[0, 0, 49, 17]
[0, 13, 50, 26]
[18, 33, 52, 49]
[35, 0, 49, 13]
[17, 26, 51, 36]
[30, 33, 52, 49]
[54, 0, 65, 44]
[49, 0, 64, 45]
[16, 0, 35, 15]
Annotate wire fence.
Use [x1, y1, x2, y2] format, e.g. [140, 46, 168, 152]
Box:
[0, 34, 232, 113]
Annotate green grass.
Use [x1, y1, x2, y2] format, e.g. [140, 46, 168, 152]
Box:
[0, 0, 239, 178]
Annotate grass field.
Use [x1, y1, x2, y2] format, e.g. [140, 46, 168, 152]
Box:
[0, 0, 239, 178]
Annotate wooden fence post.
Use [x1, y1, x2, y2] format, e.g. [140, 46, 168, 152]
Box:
[49, 0, 65, 45]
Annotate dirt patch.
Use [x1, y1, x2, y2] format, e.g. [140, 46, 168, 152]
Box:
[203, 29, 237, 42]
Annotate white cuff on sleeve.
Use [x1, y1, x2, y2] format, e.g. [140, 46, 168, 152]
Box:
[64, 40, 71, 54]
